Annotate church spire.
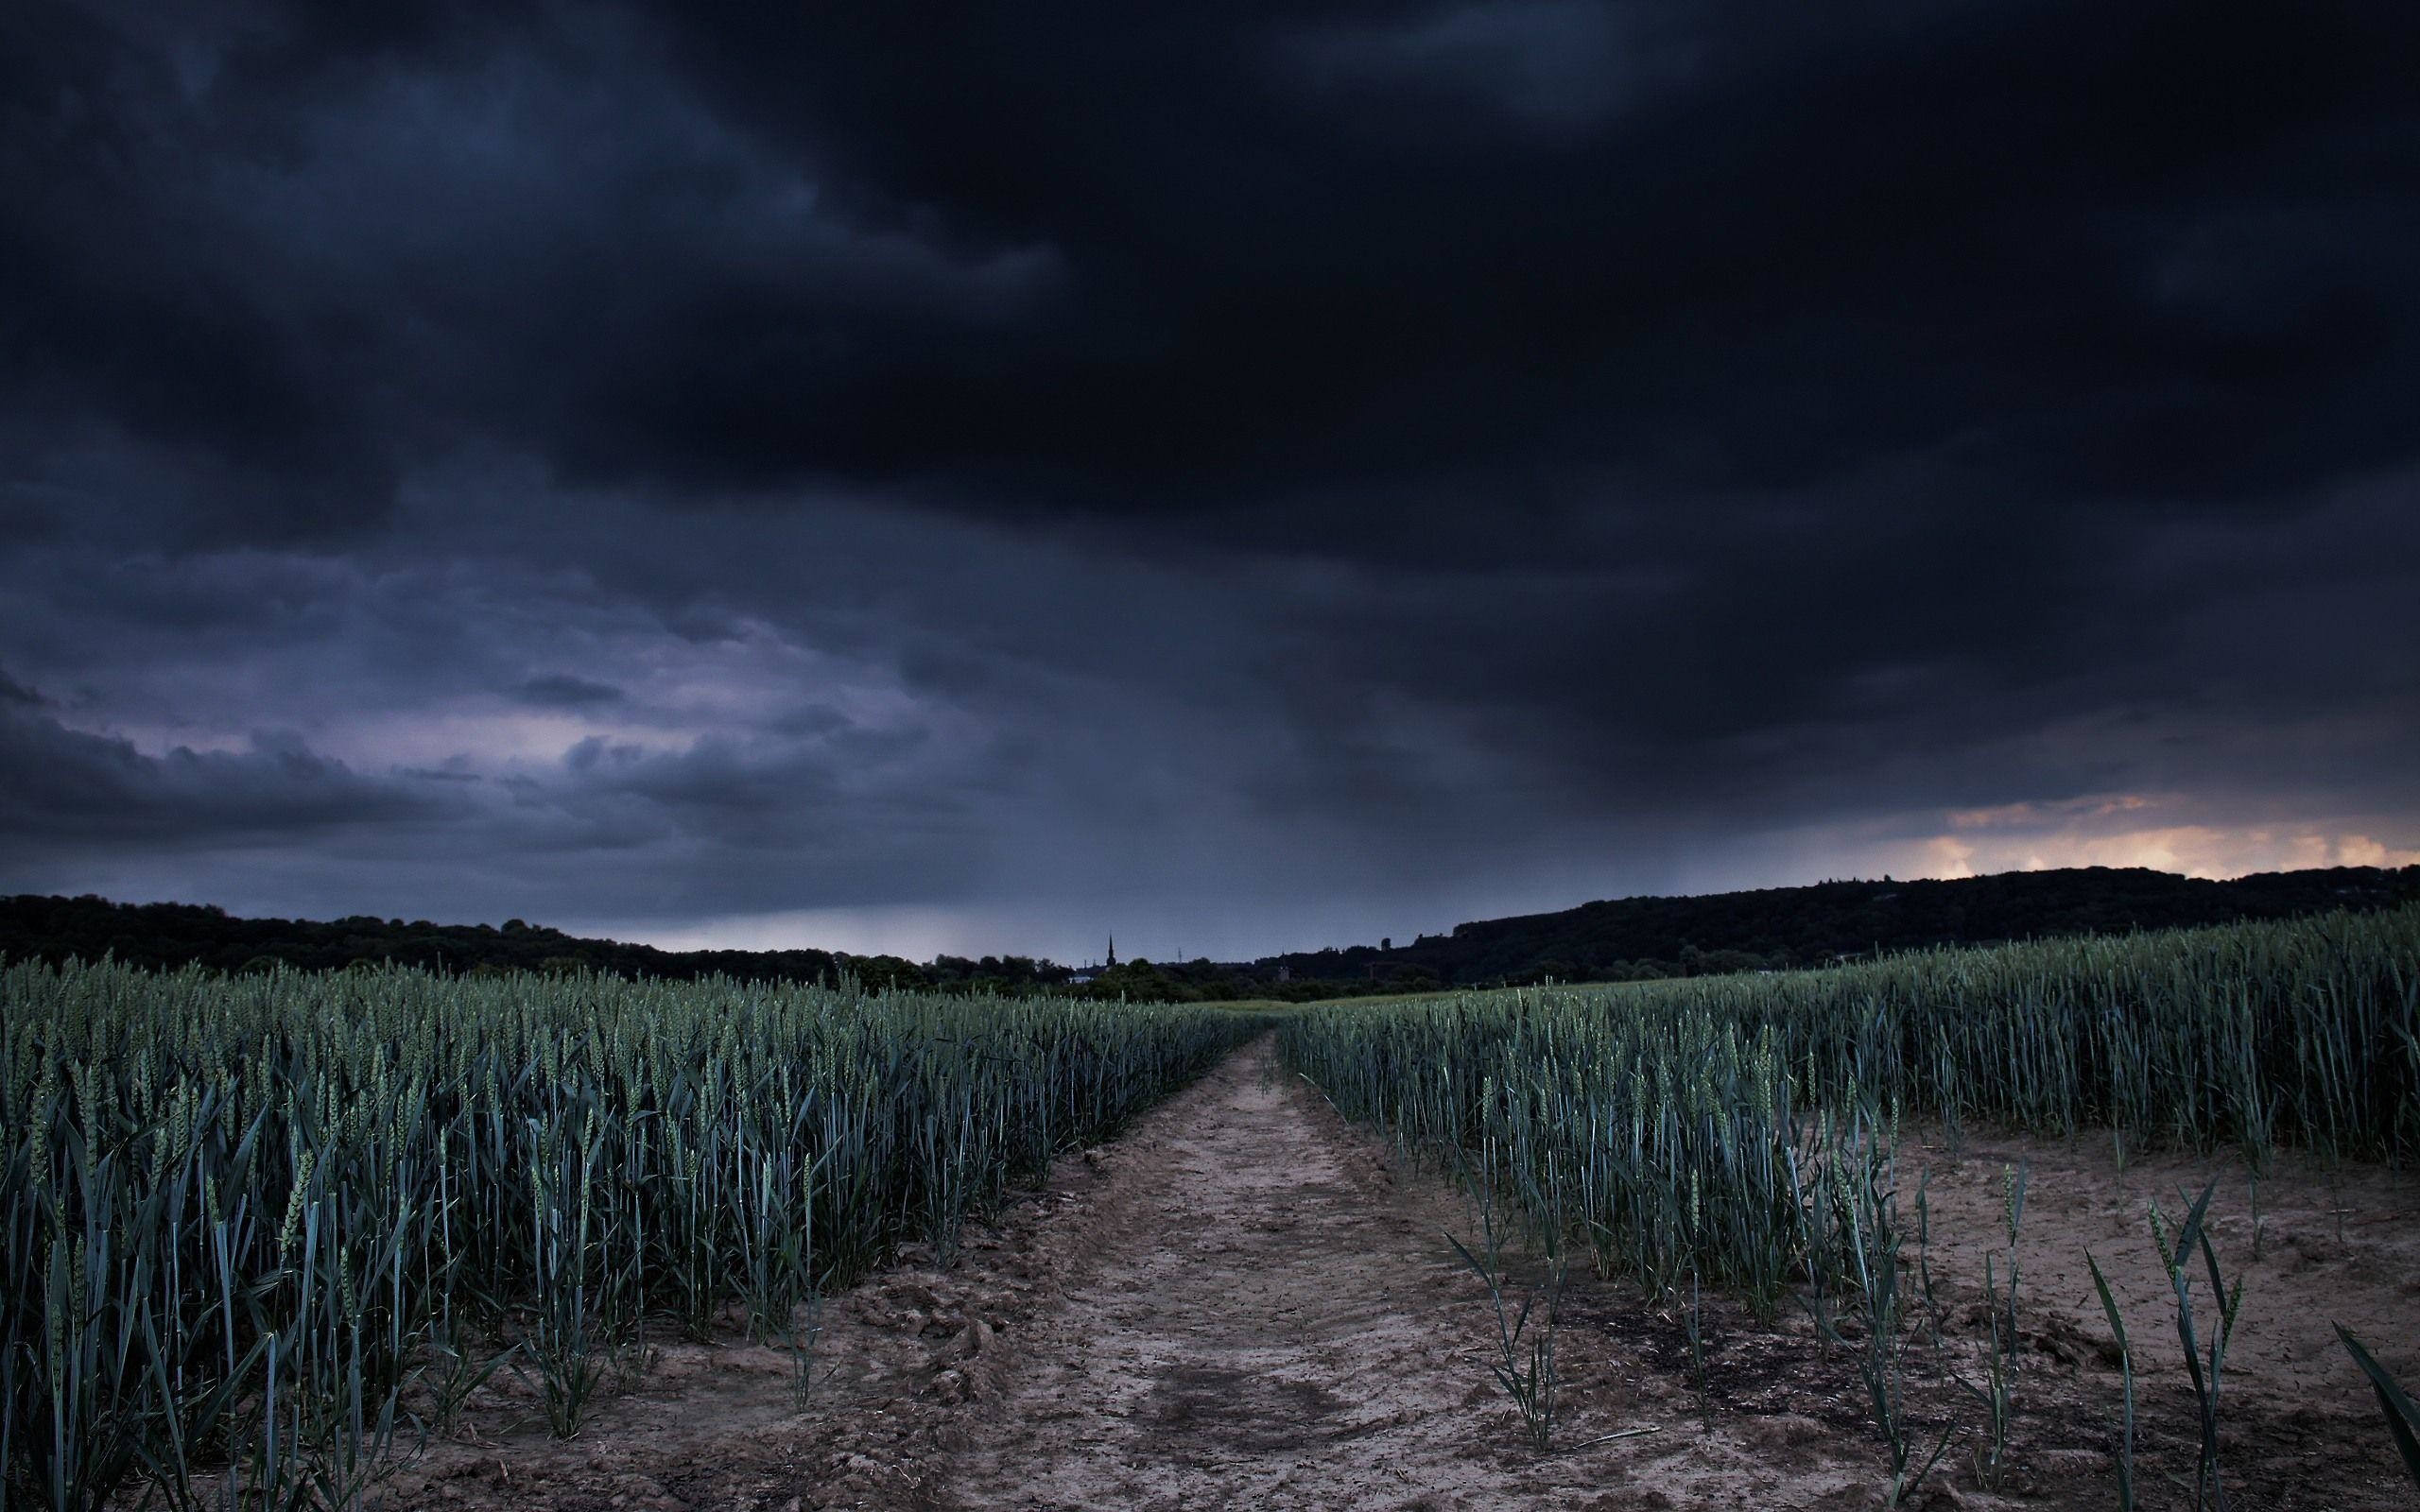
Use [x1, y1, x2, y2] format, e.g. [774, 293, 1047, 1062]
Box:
[1106, 934, 1117, 969]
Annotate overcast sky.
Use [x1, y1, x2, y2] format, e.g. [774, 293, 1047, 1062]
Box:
[4, 1, 2416, 963]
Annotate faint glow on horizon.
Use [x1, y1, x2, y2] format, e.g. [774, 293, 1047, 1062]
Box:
[592, 897, 1463, 969]
[604, 906, 1055, 964]
[1904, 806, 2420, 883]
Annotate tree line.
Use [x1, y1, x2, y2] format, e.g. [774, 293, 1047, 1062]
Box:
[5, 864, 2411, 1000]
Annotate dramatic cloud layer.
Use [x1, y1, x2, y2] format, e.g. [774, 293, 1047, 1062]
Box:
[5, 0, 2415, 960]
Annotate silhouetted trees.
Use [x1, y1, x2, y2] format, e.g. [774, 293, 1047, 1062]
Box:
[6, 864, 2411, 998]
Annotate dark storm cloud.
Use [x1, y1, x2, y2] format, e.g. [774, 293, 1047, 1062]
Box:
[605, 0, 2420, 520]
[2, 0, 2416, 955]
[518, 674, 625, 708]
[11, 0, 2414, 540]
[0, 681, 456, 842]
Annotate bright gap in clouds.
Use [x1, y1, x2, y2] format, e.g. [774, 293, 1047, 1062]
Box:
[1887, 792, 2420, 882]
[608, 907, 1043, 963]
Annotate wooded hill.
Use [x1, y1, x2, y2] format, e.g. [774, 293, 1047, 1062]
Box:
[1254, 864, 2420, 993]
[5, 864, 2413, 999]
[0, 895, 962, 990]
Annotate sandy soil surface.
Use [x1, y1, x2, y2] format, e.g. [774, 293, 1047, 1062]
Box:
[389, 1036, 2420, 1511]
[929, 1035, 1890, 1511]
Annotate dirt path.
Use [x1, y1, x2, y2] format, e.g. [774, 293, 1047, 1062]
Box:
[933, 1034, 1527, 1508]
[394, 1035, 2420, 1512]
[925, 1036, 1872, 1510]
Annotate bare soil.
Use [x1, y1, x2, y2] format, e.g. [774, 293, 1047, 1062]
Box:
[392, 1037, 2420, 1510]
